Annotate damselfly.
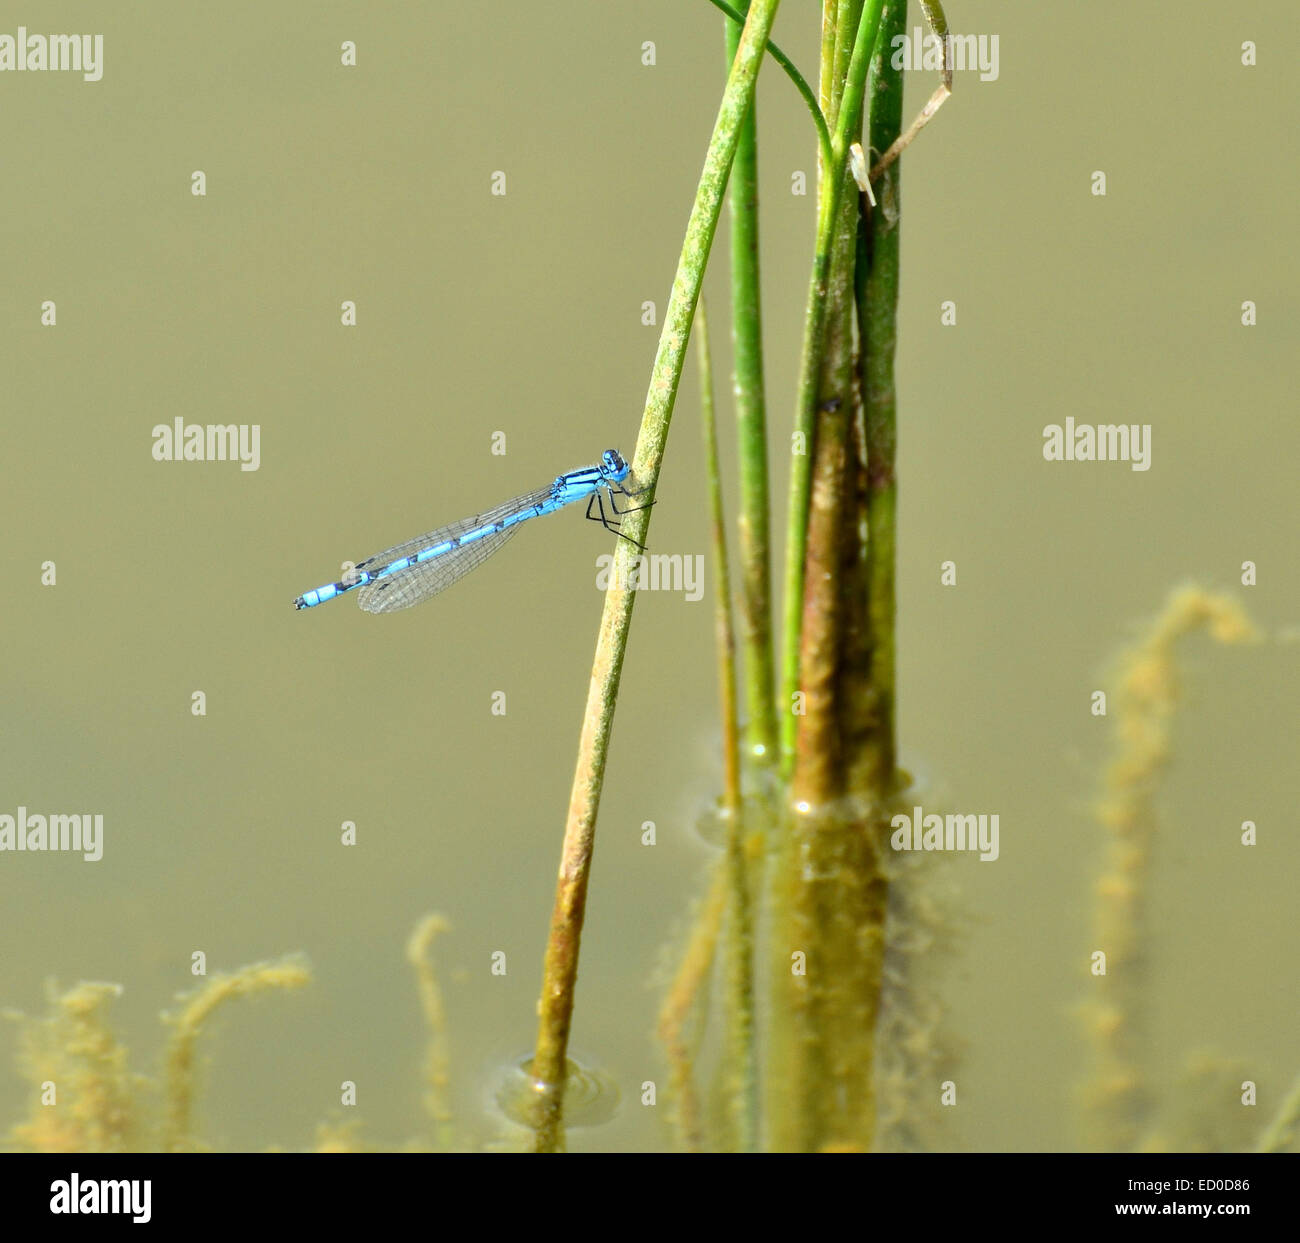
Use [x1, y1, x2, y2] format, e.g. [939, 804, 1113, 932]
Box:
[293, 449, 649, 613]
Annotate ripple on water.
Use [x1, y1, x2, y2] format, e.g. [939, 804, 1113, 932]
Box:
[493, 1053, 620, 1130]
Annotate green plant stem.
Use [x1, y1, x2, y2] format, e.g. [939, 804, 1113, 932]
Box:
[818, 2, 837, 118]
[721, 7, 778, 765]
[790, 180, 858, 806]
[698, 300, 742, 821]
[828, 0, 858, 125]
[847, 0, 905, 797]
[708, 0, 831, 170]
[529, 0, 783, 1155]
[779, 0, 885, 775]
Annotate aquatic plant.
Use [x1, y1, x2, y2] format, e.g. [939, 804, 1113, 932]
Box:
[5, 927, 464, 1154]
[528, 0, 958, 1151]
[161, 958, 312, 1152]
[5, 956, 309, 1153]
[1081, 586, 1295, 1154]
[7, 981, 143, 1153]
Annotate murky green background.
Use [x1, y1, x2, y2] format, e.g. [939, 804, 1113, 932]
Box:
[2, 2, 1295, 1151]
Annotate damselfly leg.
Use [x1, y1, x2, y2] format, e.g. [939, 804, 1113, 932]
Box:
[585, 483, 655, 551]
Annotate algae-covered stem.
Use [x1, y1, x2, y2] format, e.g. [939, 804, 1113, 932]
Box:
[527, 0, 784, 1154]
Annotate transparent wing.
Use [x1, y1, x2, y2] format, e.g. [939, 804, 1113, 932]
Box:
[353, 484, 555, 614]
[357, 524, 521, 613]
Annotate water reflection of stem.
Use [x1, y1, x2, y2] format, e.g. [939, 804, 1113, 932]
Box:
[698, 300, 758, 1150]
[656, 863, 729, 1152]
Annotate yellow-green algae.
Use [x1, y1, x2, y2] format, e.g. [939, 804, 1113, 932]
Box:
[5, 917, 465, 1153]
[1083, 586, 1260, 1151]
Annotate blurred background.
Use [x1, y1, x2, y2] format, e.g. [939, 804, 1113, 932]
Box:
[1, 1, 1295, 1151]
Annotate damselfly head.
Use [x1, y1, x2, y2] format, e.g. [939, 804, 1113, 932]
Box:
[601, 449, 629, 481]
